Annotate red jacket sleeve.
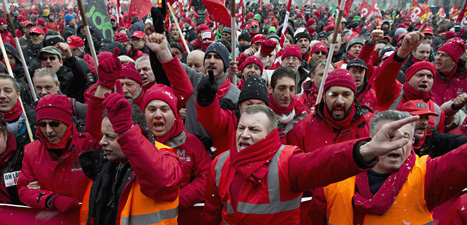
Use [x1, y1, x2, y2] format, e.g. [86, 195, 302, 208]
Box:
[374, 52, 404, 109]
[202, 156, 224, 225]
[118, 125, 183, 202]
[179, 135, 212, 208]
[196, 96, 235, 138]
[358, 41, 375, 63]
[288, 139, 370, 193]
[85, 94, 105, 141]
[162, 55, 194, 111]
[424, 143, 467, 211]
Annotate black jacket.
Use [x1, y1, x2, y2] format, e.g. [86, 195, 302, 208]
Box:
[416, 128, 467, 158]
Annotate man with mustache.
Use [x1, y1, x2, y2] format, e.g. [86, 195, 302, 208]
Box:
[287, 69, 373, 153]
[347, 58, 376, 111]
[16, 94, 99, 213]
[309, 110, 467, 225]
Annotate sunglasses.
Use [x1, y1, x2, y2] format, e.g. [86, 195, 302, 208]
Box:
[41, 56, 57, 61]
[37, 120, 62, 128]
[313, 51, 326, 55]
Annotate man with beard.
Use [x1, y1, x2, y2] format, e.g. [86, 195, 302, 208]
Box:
[16, 94, 99, 213]
[287, 69, 373, 153]
[401, 41, 432, 73]
[347, 58, 376, 111]
[375, 30, 445, 133]
[308, 110, 467, 225]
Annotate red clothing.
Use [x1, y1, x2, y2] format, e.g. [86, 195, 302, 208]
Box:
[1, 30, 16, 49]
[374, 52, 445, 132]
[438, 193, 467, 225]
[82, 53, 96, 74]
[357, 83, 376, 112]
[287, 102, 373, 153]
[15, 29, 23, 38]
[431, 64, 467, 106]
[46, 21, 59, 32]
[264, 16, 279, 29]
[17, 124, 99, 209]
[57, 20, 65, 34]
[298, 80, 318, 114]
[203, 132, 370, 225]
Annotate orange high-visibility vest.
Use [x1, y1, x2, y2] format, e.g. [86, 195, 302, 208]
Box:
[324, 155, 433, 225]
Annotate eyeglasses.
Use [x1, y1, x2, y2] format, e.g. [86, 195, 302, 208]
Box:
[37, 120, 62, 128]
[313, 51, 326, 55]
[41, 56, 57, 61]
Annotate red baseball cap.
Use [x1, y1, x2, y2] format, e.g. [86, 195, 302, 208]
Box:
[131, 31, 145, 39]
[36, 18, 45, 26]
[130, 11, 138, 17]
[29, 26, 45, 35]
[66, 35, 84, 49]
[0, 18, 6, 25]
[110, 15, 117, 21]
[399, 100, 439, 117]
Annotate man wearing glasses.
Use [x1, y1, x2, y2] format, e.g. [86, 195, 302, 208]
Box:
[17, 94, 99, 213]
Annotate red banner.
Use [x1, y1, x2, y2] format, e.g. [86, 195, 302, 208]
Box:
[450, 1, 459, 20]
[439, 4, 446, 18]
[129, 0, 153, 20]
[457, 0, 467, 23]
[338, 0, 355, 17]
[361, 0, 377, 22]
[409, 0, 424, 22]
[202, 0, 231, 27]
[371, 0, 382, 17]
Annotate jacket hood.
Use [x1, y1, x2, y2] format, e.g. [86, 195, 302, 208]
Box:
[1, 43, 20, 63]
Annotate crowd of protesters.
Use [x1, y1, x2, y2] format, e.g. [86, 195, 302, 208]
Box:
[0, 1, 467, 224]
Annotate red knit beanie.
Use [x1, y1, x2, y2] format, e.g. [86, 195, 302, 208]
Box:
[311, 42, 328, 55]
[405, 61, 437, 82]
[307, 18, 316, 26]
[36, 94, 73, 125]
[142, 84, 178, 116]
[444, 31, 456, 41]
[119, 62, 142, 86]
[438, 37, 466, 64]
[251, 34, 266, 45]
[240, 56, 263, 76]
[282, 45, 302, 61]
[113, 32, 130, 43]
[323, 69, 357, 93]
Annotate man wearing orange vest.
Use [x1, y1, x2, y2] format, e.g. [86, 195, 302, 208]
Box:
[309, 110, 467, 225]
[79, 48, 183, 225]
[203, 105, 421, 225]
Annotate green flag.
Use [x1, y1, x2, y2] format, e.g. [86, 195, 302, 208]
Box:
[331, 5, 336, 16]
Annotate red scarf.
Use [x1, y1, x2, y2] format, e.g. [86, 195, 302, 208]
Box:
[353, 150, 416, 224]
[230, 129, 281, 181]
[322, 102, 356, 128]
[268, 93, 297, 115]
[216, 78, 232, 99]
[441, 64, 458, 79]
[37, 125, 73, 150]
[154, 117, 185, 145]
[237, 78, 245, 90]
[403, 82, 432, 101]
[411, 55, 423, 64]
[0, 132, 17, 167]
[2, 100, 22, 122]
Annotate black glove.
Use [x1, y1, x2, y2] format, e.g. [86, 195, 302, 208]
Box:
[151, 4, 166, 34]
[197, 70, 218, 107]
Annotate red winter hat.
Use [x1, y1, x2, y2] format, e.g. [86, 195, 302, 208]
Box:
[143, 84, 178, 116]
[251, 34, 266, 44]
[399, 99, 439, 117]
[36, 94, 73, 126]
[0, 18, 6, 25]
[323, 69, 357, 93]
[307, 18, 316, 26]
[444, 31, 456, 41]
[269, 11, 274, 16]
[130, 11, 138, 17]
[240, 56, 264, 76]
[438, 37, 466, 63]
[328, 16, 335, 21]
[296, 12, 303, 18]
[36, 18, 45, 26]
[114, 32, 130, 43]
[282, 44, 302, 61]
[29, 26, 45, 35]
[311, 42, 328, 55]
[18, 15, 26, 21]
[247, 12, 254, 18]
[110, 15, 117, 21]
[197, 24, 209, 33]
[184, 17, 192, 24]
[313, 10, 320, 17]
[405, 61, 437, 82]
[32, 10, 39, 15]
[119, 62, 142, 86]
[131, 31, 145, 39]
[66, 35, 84, 49]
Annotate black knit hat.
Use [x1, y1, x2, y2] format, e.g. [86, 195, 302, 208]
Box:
[170, 42, 183, 53]
[293, 29, 311, 43]
[43, 30, 65, 47]
[204, 42, 230, 72]
[239, 30, 251, 42]
[347, 58, 368, 70]
[238, 75, 269, 106]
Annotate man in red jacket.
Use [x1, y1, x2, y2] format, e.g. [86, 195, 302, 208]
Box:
[203, 104, 420, 225]
[287, 69, 373, 153]
[17, 94, 99, 213]
[347, 58, 376, 111]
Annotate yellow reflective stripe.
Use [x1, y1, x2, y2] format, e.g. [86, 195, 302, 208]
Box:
[120, 206, 178, 225]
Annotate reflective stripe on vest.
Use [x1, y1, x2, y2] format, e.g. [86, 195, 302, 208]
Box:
[121, 206, 179, 225]
[389, 87, 404, 110]
[215, 146, 301, 215]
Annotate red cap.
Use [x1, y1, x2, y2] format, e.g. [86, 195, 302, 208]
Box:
[18, 15, 26, 21]
[143, 84, 178, 116]
[281, 44, 302, 61]
[114, 32, 130, 43]
[36, 94, 73, 126]
[247, 12, 254, 18]
[269, 11, 274, 16]
[437, 37, 466, 64]
[66, 35, 84, 49]
[307, 18, 316, 26]
[131, 31, 145, 39]
[201, 30, 214, 41]
[240, 56, 263, 75]
[29, 26, 45, 35]
[119, 62, 143, 86]
[445, 31, 456, 41]
[311, 42, 328, 55]
[130, 11, 138, 17]
[110, 15, 117, 21]
[251, 34, 266, 44]
[250, 20, 259, 27]
[296, 12, 303, 18]
[323, 69, 357, 93]
[0, 18, 6, 25]
[399, 100, 439, 116]
[36, 18, 45, 26]
[197, 24, 209, 32]
[422, 26, 433, 36]
[329, 16, 335, 21]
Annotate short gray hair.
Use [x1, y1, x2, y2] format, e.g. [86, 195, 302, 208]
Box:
[135, 55, 150, 67]
[369, 110, 415, 138]
[241, 105, 278, 133]
[0, 74, 20, 92]
[33, 68, 59, 84]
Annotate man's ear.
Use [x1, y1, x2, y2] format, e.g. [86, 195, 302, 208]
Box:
[267, 85, 273, 94]
[57, 81, 60, 89]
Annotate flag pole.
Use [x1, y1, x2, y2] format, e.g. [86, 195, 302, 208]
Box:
[231, 0, 237, 84]
[315, 0, 345, 105]
[0, 29, 34, 143]
[167, 2, 191, 54]
[76, 0, 99, 70]
[2, 0, 38, 102]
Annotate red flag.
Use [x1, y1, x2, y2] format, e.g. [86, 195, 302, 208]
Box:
[361, 0, 376, 22]
[371, 0, 382, 17]
[457, 0, 467, 23]
[439, 4, 446, 18]
[235, 0, 245, 30]
[451, 1, 459, 20]
[129, 0, 153, 20]
[338, 0, 355, 17]
[272, 0, 292, 69]
[409, 0, 424, 22]
[202, 0, 231, 27]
